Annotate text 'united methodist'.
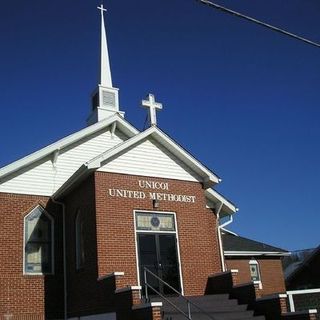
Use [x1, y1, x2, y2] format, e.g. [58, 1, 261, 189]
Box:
[108, 179, 196, 203]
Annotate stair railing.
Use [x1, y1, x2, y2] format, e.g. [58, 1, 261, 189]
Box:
[143, 267, 217, 320]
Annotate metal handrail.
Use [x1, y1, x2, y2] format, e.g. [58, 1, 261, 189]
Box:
[143, 267, 217, 320]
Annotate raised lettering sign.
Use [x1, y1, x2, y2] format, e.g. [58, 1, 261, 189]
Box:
[107, 180, 196, 204]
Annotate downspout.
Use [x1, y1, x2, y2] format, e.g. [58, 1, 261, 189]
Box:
[216, 201, 233, 272]
[51, 197, 67, 320]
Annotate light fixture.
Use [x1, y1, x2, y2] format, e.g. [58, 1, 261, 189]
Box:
[153, 199, 160, 208]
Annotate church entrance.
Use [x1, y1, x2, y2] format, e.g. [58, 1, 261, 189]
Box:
[135, 211, 182, 295]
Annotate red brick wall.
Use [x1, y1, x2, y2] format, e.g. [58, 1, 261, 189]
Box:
[94, 172, 222, 296]
[0, 193, 64, 319]
[63, 175, 120, 317]
[225, 257, 286, 296]
[0, 171, 223, 318]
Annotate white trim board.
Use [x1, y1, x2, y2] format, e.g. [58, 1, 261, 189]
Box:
[224, 251, 290, 256]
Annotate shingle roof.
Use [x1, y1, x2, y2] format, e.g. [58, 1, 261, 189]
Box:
[285, 246, 320, 281]
[222, 232, 289, 255]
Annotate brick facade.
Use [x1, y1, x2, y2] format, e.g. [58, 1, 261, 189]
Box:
[62, 174, 133, 317]
[0, 171, 223, 318]
[0, 193, 64, 319]
[93, 172, 222, 296]
[3, 170, 291, 318]
[225, 257, 286, 296]
[60, 171, 223, 316]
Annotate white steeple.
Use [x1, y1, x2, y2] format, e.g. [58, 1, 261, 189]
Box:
[87, 4, 124, 126]
[99, 4, 112, 87]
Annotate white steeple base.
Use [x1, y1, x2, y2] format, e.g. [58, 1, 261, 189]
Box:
[87, 107, 125, 126]
[87, 85, 124, 126]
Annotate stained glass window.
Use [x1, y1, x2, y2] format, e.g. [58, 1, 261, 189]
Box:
[24, 206, 53, 274]
[136, 212, 175, 232]
[249, 259, 261, 282]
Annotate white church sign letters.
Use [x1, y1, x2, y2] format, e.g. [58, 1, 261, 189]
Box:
[108, 179, 196, 203]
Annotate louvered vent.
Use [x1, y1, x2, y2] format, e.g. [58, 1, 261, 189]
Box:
[102, 91, 116, 108]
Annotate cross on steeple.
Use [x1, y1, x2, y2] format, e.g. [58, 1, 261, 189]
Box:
[97, 4, 107, 13]
[141, 94, 163, 126]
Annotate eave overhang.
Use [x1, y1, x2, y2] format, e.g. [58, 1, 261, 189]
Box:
[0, 114, 139, 182]
[224, 251, 291, 257]
[205, 188, 238, 217]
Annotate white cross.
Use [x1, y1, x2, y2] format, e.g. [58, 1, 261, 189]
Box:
[97, 4, 107, 14]
[141, 94, 163, 126]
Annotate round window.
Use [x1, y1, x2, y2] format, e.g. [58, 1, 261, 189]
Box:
[151, 216, 160, 228]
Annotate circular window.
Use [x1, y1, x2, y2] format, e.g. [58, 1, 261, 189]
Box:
[151, 216, 160, 228]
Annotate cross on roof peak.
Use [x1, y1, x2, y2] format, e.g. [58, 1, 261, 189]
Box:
[97, 4, 107, 13]
[141, 94, 163, 127]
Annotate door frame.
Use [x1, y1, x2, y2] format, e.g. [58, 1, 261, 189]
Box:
[133, 210, 184, 295]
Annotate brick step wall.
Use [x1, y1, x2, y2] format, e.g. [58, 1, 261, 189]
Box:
[205, 270, 318, 320]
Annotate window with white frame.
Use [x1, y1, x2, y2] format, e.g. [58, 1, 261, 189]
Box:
[249, 259, 261, 283]
[24, 205, 54, 274]
[136, 212, 175, 232]
[75, 210, 85, 269]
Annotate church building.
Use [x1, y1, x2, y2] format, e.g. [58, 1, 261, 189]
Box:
[1, 5, 311, 320]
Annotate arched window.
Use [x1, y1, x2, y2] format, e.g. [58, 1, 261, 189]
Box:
[24, 205, 54, 274]
[249, 258, 262, 288]
[75, 210, 85, 269]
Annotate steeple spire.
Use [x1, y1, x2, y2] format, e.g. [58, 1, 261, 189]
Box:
[98, 4, 112, 87]
[87, 4, 124, 126]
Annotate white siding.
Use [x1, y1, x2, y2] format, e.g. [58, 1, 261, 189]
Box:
[98, 138, 201, 182]
[0, 128, 127, 196]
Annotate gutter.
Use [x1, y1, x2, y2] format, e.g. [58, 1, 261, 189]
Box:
[51, 198, 67, 320]
[224, 251, 291, 257]
[216, 202, 234, 272]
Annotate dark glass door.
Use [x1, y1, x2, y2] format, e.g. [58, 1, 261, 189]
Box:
[138, 233, 181, 295]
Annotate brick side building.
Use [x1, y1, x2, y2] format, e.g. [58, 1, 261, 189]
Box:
[222, 230, 289, 296]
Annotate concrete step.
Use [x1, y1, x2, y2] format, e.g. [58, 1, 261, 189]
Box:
[161, 297, 242, 308]
[151, 294, 231, 304]
[163, 314, 265, 320]
[163, 310, 254, 319]
[162, 302, 249, 314]
[152, 294, 266, 320]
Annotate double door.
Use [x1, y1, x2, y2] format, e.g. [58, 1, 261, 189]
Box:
[137, 233, 181, 295]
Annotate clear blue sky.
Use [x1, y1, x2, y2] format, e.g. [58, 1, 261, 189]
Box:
[0, 0, 319, 251]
